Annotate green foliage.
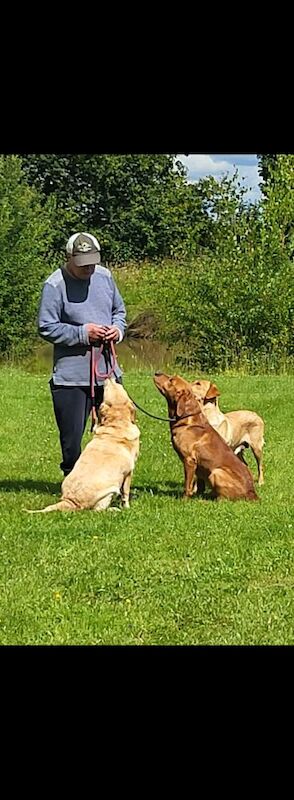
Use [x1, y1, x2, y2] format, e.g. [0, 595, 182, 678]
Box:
[257, 153, 294, 255]
[257, 154, 278, 186]
[0, 155, 56, 357]
[188, 171, 250, 256]
[21, 154, 207, 262]
[260, 154, 294, 260]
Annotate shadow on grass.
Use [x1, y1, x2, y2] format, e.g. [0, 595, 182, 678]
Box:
[0, 480, 60, 495]
[131, 480, 180, 498]
[132, 481, 213, 500]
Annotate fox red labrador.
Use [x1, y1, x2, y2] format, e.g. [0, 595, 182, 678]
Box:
[153, 373, 258, 502]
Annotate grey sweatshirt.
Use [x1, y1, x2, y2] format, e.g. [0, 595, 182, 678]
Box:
[38, 264, 127, 386]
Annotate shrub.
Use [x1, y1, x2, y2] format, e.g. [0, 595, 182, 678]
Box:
[0, 156, 56, 358]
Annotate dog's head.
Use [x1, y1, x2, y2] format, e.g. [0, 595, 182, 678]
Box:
[103, 378, 130, 406]
[153, 372, 201, 417]
[175, 389, 202, 420]
[190, 378, 220, 405]
[154, 372, 191, 398]
[97, 378, 136, 427]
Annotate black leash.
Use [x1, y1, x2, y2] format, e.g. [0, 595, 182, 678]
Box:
[126, 391, 176, 422]
[125, 391, 205, 426]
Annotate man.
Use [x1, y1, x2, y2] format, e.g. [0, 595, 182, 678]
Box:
[38, 232, 127, 476]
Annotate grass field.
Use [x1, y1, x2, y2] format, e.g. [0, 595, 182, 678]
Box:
[0, 365, 294, 645]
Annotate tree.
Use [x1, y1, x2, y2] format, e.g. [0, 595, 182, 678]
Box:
[188, 171, 254, 256]
[260, 154, 294, 259]
[21, 154, 202, 261]
[257, 154, 278, 186]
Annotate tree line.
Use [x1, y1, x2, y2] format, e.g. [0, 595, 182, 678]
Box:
[0, 153, 293, 368]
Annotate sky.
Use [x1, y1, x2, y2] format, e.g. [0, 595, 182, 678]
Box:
[176, 154, 261, 204]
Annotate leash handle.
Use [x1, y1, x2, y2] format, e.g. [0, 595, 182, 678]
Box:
[94, 340, 117, 379]
[90, 340, 118, 432]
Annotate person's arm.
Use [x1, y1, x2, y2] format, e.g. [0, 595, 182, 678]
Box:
[104, 277, 127, 343]
[38, 282, 89, 346]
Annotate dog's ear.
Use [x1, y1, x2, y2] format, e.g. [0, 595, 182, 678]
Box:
[206, 382, 220, 400]
[176, 391, 198, 418]
[127, 401, 136, 423]
[98, 402, 109, 422]
[176, 395, 186, 418]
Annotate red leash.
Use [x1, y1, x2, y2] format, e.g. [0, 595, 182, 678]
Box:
[90, 340, 118, 430]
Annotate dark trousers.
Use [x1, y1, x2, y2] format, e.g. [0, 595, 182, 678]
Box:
[50, 378, 122, 476]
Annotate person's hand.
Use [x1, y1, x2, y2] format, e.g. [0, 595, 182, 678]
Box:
[86, 323, 107, 343]
[103, 326, 120, 342]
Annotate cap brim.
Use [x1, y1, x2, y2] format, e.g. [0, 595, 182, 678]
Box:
[72, 253, 99, 266]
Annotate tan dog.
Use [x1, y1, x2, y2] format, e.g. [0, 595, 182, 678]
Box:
[153, 372, 258, 501]
[190, 379, 264, 485]
[26, 379, 140, 512]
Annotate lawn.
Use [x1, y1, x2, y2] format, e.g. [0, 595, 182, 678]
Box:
[0, 365, 294, 645]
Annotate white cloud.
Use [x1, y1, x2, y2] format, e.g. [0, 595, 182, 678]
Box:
[177, 154, 229, 176]
[176, 154, 262, 204]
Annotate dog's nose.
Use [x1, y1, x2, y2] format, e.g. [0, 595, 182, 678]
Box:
[154, 371, 163, 377]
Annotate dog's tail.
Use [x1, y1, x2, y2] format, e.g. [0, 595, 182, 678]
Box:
[24, 498, 79, 513]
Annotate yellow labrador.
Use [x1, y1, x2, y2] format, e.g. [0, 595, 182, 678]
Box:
[26, 379, 140, 512]
[190, 379, 264, 485]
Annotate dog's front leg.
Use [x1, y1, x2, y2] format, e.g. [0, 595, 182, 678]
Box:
[183, 457, 197, 500]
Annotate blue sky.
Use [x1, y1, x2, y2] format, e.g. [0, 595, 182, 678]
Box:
[176, 154, 262, 203]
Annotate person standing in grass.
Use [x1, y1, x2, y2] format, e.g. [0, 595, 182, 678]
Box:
[38, 232, 127, 477]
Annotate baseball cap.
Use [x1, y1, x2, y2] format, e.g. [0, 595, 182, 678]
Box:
[66, 232, 101, 267]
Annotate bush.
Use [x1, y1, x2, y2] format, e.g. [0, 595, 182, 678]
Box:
[114, 250, 294, 372]
[0, 156, 56, 358]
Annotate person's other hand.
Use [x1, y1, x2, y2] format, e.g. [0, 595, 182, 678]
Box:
[103, 326, 120, 342]
[86, 323, 107, 343]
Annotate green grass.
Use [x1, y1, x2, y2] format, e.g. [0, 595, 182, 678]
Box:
[0, 366, 294, 645]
